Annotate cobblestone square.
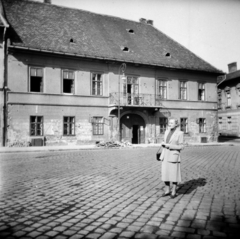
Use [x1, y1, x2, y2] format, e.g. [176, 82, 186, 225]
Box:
[0, 146, 240, 238]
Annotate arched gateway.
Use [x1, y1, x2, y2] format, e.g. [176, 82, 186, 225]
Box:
[121, 114, 145, 144]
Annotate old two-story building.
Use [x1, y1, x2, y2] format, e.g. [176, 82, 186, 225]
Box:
[0, 0, 223, 147]
[218, 62, 240, 137]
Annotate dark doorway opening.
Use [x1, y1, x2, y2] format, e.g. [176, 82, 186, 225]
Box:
[132, 125, 139, 144]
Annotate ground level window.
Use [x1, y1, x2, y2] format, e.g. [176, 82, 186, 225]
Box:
[227, 117, 232, 130]
[199, 118, 206, 133]
[63, 117, 75, 135]
[92, 117, 104, 135]
[159, 117, 168, 134]
[180, 118, 188, 133]
[30, 116, 43, 136]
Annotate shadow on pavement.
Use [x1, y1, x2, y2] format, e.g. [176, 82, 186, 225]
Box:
[177, 178, 207, 195]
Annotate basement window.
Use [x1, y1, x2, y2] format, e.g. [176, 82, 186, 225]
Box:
[62, 70, 75, 94]
[29, 67, 43, 92]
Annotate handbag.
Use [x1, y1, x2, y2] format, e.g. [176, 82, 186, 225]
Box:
[156, 147, 163, 161]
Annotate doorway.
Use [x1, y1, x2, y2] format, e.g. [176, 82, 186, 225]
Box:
[121, 114, 145, 144]
[132, 125, 139, 144]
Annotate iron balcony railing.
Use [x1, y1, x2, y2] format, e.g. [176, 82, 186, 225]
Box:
[109, 92, 162, 107]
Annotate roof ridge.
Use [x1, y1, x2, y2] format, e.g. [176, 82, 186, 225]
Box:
[18, 0, 144, 26]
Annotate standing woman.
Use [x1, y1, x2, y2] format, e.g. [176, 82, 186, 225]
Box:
[160, 118, 184, 198]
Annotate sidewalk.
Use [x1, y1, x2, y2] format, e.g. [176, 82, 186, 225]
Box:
[0, 142, 235, 154]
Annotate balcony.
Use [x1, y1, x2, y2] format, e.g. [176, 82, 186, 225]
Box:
[109, 93, 162, 107]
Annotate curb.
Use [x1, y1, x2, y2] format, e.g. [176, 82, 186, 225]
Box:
[0, 142, 236, 154]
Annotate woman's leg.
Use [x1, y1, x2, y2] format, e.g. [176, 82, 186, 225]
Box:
[171, 182, 177, 195]
[164, 181, 170, 194]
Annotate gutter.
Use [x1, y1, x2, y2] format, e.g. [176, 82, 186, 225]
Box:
[8, 45, 222, 75]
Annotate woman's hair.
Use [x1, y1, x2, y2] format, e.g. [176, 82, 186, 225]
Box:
[168, 117, 179, 127]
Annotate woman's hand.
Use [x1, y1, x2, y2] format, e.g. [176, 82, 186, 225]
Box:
[163, 143, 170, 148]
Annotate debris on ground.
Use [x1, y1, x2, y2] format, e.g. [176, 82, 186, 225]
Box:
[96, 140, 132, 148]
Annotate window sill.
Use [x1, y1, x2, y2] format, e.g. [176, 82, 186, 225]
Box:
[62, 93, 74, 95]
[225, 106, 231, 109]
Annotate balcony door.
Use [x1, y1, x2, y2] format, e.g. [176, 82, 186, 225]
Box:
[123, 76, 139, 105]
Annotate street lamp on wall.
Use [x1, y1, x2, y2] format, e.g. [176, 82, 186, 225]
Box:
[118, 63, 127, 142]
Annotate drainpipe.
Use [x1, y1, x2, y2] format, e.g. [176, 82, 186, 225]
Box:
[2, 27, 8, 146]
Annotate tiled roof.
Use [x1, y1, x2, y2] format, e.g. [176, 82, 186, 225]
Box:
[218, 70, 240, 86]
[2, 0, 222, 73]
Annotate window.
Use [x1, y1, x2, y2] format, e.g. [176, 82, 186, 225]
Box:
[157, 80, 167, 99]
[227, 117, 232, 130]
[218, 117, 222, 130]
[63, 70, 75, 94]
[226, 92, 231, 107]
[92, 73, 103, 95]
[63, 117, 75, 136]
[180, 118, 188, 133]
[199, 118, 206, 133]
[179, 81, 187, 100]
[30, 116, 43, 136]
[198, 83, 205, 101]
[123, 76, 139, 105]
[92, 117, 104, 135]
[30, 67, 43, 92]
[218, 90, 222, 109]
[159, 117, 168, 134]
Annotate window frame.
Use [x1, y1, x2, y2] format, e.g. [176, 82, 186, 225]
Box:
[157, 79, 167, 100]
[63, 116, 75, 136]
[29, 66, 44, 93]
[92, 116, 104, 135]
[62, 69, 75, 95]
[179, 80, 187, 100]
[199, 118, 206, 133]
[30, 116, 44, 136]
[227, 116, 232, 130]
[180, 118, 188, 134]
[91, 72, 103, 96]
[226, 91, 231, 107]
[218, 117, 222, 130]
[159, 117, 168, 134]
[198, 83, 205, 101]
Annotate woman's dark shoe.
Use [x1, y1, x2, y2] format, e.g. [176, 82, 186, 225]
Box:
[162, 192, 171, 197]
[170, 193, 178, 199]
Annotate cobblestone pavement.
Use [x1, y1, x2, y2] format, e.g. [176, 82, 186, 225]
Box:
[0, 146, 240, 239]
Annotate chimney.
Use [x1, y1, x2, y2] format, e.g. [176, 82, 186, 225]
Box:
[44, 0, 51, 3]
[228, 62, 237, 73]
[139, 18, 147, 24]
[146, 20, 153, 25]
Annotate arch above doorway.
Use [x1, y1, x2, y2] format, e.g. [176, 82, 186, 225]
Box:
[121, 113, 145, 144]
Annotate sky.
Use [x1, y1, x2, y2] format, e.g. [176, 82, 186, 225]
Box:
[49, 0, 240, 73]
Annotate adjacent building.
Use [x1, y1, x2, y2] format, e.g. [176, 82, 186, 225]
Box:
[0, 0, 223, 147]
[218, 62, 240, 137]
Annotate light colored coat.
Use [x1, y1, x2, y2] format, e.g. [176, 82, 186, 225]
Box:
[160, 127, 184, 163]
